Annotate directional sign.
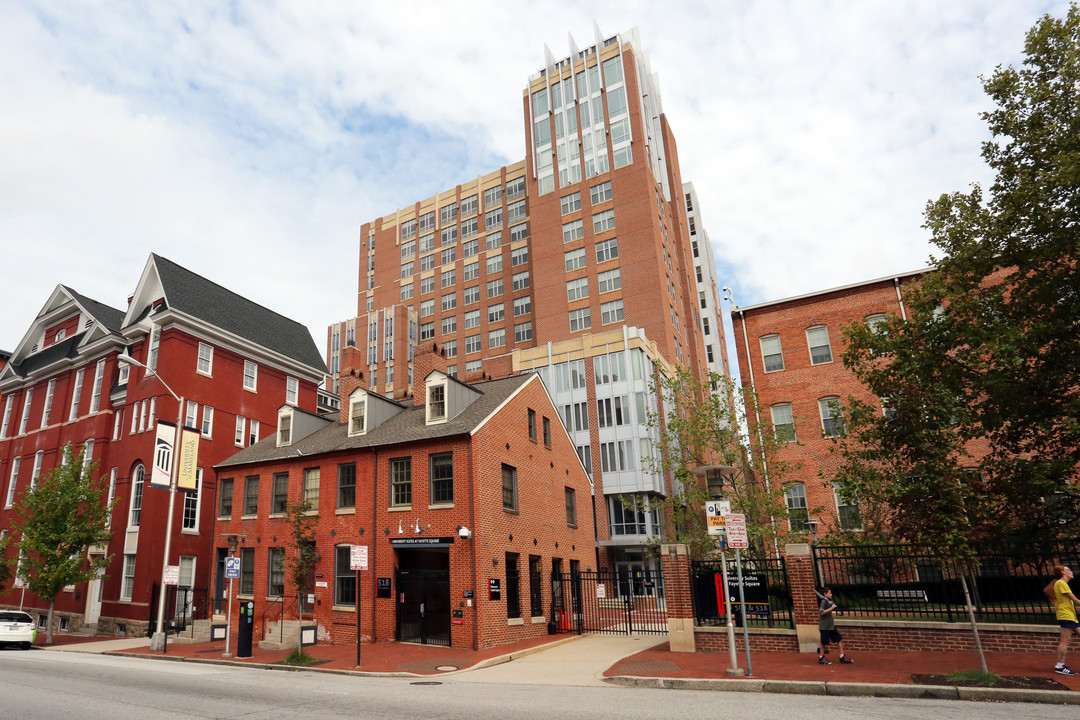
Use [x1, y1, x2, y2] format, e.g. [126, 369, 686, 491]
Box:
[350, 544, 369, 571]
[726, 513, 749, 549]
[225, 556, 241, 579]
[705, 500, 731, 536]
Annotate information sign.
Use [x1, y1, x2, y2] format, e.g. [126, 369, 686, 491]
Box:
[163, 564, 180, 586]
[225, 557, 241, 579]
[350, 544, 369, 571]
[726, 513, 749, 549]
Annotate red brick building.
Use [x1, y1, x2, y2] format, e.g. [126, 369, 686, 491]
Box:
[213, 345, 595, 650]
[0, 255, 325, 635]
[730, 269, 926, 536]
[326, 28, 722, 581]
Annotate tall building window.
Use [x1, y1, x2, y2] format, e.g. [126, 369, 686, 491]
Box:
[562, 219, 585, 243]
[429, 452, 454, 505]
[565, 248, 586, 272]
[592, 209, 615, 234]
[505, 552, 520, 619]
[303, 467, 320, 507]
[182, 468, 201, 531]
[271, 472, 289, 514]
[268, 547, 285, 597]
[566, 278, 589, 302]
[597, 269, 621, 293]
[502, 464, 517, 511]
[6, 457, 20, 508]
[595, 238, 619, 263]
[243, 361, 257, 390]
[218, 478, 233, 518]
[760, 334, 785, 372]
[590, 181, 612, 205]
[513, 296, 531, 316]
[129, 464, 145, 527]
[529, 555, 543, 616]
[243, 476, 260, 516]
[390, 457, 411, 508]
[239, 547, 255, 595]
[121, 554, 136, 601]
[785, 484, 809, 531]
[335, 545, 356, 606]
[569, 308, 591, 332]
[565, 487, 577, 526]
[771, 403, 796, 442]
[287, 377, 299, 405]
[819, 397, 844, 437]
[835, 488, 862, 530]
[197, 343, 214, 375]
[806, 326, 833, 364]
[40, 379, 55, 426]
[560, 192, 581, 215]
[600, 300, 624, 324]
[18, 388, 33, 435]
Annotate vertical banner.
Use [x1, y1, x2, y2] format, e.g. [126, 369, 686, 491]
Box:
[151, 421, 175, 488]
[177, 427, 200, 492]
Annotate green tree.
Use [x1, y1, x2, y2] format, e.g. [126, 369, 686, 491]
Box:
[283, 496, 318, 654]
[828, 5, 1080, 671]
[12, 442, 114, 644]
[0, 531, 13, 593]
[637, 367, 795, 559]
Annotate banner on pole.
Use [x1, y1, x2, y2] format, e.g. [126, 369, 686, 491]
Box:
[151, 422, 175, 488]
[177, 427, 200, 492]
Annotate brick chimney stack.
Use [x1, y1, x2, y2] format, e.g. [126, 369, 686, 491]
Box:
[412, 342, 448, 407]
[338, 344, 366, 424]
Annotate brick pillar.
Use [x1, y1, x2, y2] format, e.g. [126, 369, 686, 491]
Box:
[660, 544, 695, 652]
[786, 543, 820, 653]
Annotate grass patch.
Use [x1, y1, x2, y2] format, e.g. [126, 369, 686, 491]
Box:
[945, 669, 1003, 686]
[278, 649, 329, 667]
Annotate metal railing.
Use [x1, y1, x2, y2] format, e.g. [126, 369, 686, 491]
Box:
[691, 556, 794, 629]
[812, 539, 1080, 624]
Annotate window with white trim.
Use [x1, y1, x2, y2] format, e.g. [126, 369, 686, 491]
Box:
[760, 335, 784, 372]
[129, 464, 145, 528]
[243, 361, 257, 391]
[201, 406, 214, 438]
[770, 403, 796, 442]
[18, 388, 33, 435]
[197, 343, 213, 375]
[41, 379, 56, 426]
[182, 468, 201, 531]
[286, 377, 299, 405]
[5, 457, 20, 507]
[121, 554, 136, 601]
[806, 326, 833, 365]
[785, 484, 809, 531]
[349, 396, 366, 435]
[235, 416, 246, 446]
[569, 308, 591, 332]
[819, 397, 844, 437]
[248, 419, 259, 446]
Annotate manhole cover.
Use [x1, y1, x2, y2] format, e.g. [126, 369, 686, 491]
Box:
[435, 665, 458, 672]
[410, 681, 443, 686]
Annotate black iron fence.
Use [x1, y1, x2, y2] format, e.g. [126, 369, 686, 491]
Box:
[812, 539, 1080, 624]
[551, 568, 667, 635]
[148, 584, 210, 636]
[691, 556, 794, 629]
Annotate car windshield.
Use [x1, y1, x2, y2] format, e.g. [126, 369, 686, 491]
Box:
[0, 611, 33, 623]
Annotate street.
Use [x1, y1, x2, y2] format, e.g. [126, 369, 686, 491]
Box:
[0, 649, 1069, 720]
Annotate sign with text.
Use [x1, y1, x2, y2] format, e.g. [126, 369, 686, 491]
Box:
[489, 578, 501, 600]
[225, 557, 241, 579]
[151, 422, 174, 488]
[177, 427, 200, 492]
[725, 513, 749, 548]
[350, 544, 369, 571]
[163, 564, 180, 585]
[705, 500, 731, 536]
[377, 578, 392, 598]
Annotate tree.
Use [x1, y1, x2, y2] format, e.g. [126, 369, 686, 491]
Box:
[637, 366, 796, 559]
[12, 442, 114, 644]
[828, 5, 1080, 671]
[283, 496, 318, 654]
[0, 531, 13, 593]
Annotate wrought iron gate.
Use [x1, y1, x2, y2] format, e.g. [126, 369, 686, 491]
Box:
[551, 568, 667, 636]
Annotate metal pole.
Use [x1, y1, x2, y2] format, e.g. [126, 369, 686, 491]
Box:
[735, 547, 752, 676]
[150, 398, 184, 652]
[355, 569, 361, 667]
[719, 547, 742, 676]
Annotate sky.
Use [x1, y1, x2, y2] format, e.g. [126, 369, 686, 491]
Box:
[0, 0, 1070, 361]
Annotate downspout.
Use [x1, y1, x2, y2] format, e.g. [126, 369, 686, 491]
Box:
[468, 441, 478, 650]
[371, 449, 378, 643]
[893, 278, 908, 320]
[739, 309, 781, 558]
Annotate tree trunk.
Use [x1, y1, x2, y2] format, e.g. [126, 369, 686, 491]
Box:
[46, 599, 55, 645]
[957, 561, 987, 673]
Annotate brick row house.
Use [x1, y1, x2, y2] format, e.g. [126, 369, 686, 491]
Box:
[325, 27, 726, 583]
[0, 254, 325, 635]
[212, 345, 595, 650]
[730, 269, 927, 536]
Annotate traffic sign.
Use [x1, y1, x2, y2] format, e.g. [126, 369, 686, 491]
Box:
[726, 513, 749, 549]
[163, 564, 180, 585]
[705, 500, 731, 536]
[350, 544, 369, 571]
[225, 557, 241, 579]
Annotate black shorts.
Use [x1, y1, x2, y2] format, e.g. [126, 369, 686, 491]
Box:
[1060, 620, 1080, 630]
[820, 628, 843, 646]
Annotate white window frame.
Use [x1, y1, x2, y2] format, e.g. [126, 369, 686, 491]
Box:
[18, 388, 33, 435]
[5, 457, 20, 507]
[806, 325, 833, 365]
[0, 395, 13, 438]
[243, 361, 258, 391]
[197, 343, 214, 375]
[248, 419, 259, 446]
[427, 381, 447, 424]
[277, 409, 292, 446]
[771, 403, 796, 442]
[201, 406, 214, 438]
[182, 469, 201, 532]
[349, 395, 367, 436]
[89, 359, 106, 413]
[41, 379, 56, 427]
[129, 464, 145, 528]
[235, 415, 246, 447]
[121, 554, 136, 601]
[760, 334, 785, 373]
[68, 368, 84, 421]
[286, 377, 299, 405]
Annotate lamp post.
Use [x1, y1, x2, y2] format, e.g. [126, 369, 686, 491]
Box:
[806, 518, 821, 587]
[118, 352, 184, 653]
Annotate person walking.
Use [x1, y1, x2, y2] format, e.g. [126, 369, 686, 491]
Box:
[1046, 565, 1080, 675]
[817, 588, 852, 665]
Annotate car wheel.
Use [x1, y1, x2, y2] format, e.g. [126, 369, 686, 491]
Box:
[20, 642, 32, 650]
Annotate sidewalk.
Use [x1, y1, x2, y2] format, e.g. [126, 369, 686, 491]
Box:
[30, 631, 1080, 703]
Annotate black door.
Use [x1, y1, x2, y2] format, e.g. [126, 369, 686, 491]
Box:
[395, 568, 450, 646]
[214, 548, 227, 615]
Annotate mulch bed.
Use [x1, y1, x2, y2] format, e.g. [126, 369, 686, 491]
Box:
[911, 674, 1070, 691]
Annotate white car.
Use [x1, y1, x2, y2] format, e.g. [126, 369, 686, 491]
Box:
[0, 610, 36, 650]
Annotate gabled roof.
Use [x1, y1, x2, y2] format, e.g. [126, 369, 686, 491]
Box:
[217, 374, 535, 469]
[137, 254, 326, 373]
[60, 286, 126, 332]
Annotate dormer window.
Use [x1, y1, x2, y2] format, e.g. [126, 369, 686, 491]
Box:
[55, 329, 66, 342]
[349, 396, 367, 436]
[428, 383, 446, 423]
[278, 410, 292, 446]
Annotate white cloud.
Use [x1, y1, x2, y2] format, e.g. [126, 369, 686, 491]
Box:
[0, 0, 1070, 358]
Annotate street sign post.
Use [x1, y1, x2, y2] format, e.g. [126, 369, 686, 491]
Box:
[723, 513, 752, 675]
[351, 545, 368, 667]
[725, 513, 749, 549]
[163, 565, 180, 585]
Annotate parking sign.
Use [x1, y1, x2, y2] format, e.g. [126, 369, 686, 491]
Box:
[225, 556, 241, 579]
[350, 545, 369, 571]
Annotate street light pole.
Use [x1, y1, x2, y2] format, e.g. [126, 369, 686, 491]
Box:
[118, 352, 183, 653]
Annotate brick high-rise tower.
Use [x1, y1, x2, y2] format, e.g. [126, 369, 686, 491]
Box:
[329, 27, 726, 579]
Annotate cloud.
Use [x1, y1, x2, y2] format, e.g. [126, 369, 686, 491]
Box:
[0, 0, 1070, 361]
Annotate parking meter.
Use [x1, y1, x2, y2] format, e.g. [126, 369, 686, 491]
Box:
[237, 601, 254, 658]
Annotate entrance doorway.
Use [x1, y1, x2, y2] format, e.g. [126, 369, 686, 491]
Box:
[86, 563, 105, 626]
[395, 548, 450, 646]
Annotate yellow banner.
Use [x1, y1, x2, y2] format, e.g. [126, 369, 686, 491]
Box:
[177, 428, 200, 492]
[707, 515, 727, 527]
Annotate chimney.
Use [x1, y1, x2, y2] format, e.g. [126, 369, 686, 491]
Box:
[338, 344, 366, 424]
[412, 342, 448, 407]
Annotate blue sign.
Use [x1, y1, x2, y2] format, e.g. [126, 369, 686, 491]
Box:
[225, 557, 241, 579]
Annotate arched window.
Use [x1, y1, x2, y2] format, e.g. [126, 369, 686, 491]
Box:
[129, 464, 145, 528]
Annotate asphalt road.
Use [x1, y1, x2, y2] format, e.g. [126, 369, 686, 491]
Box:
[0, 648, 1070, 720]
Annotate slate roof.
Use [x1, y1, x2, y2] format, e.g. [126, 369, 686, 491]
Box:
[217, 373, 534, 469]
[8, 333, 86, 377]
[152, 254, 326, 373]
[60, 286, 126, 332]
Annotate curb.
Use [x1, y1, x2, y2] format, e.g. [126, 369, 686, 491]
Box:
[601, 675, 1078, 704]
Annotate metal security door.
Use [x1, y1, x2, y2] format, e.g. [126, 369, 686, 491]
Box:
[395, 569, 450, 646]
[551, 568, 667, 635]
